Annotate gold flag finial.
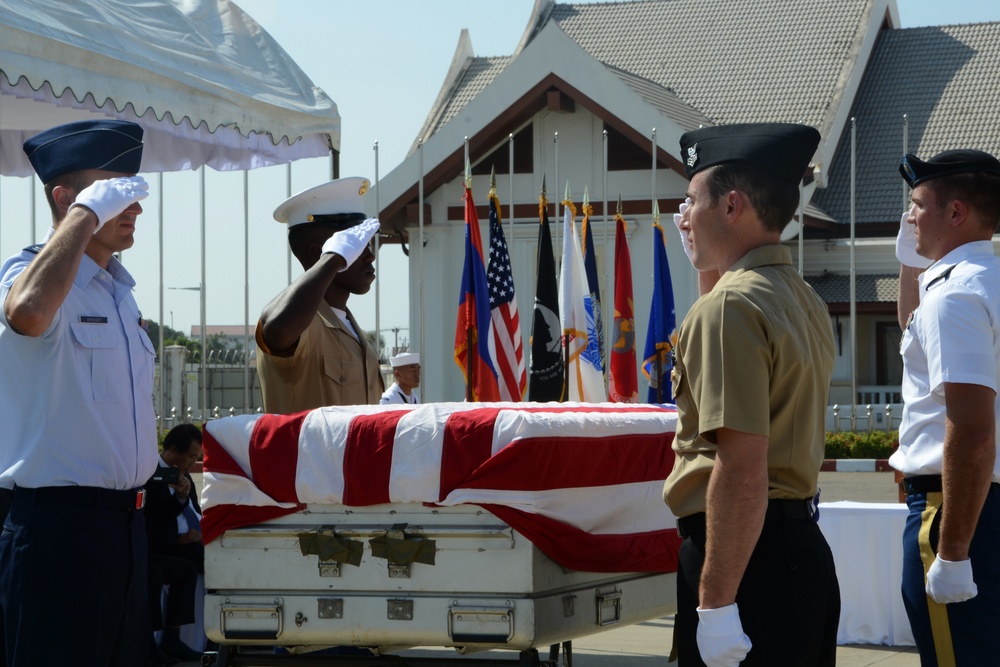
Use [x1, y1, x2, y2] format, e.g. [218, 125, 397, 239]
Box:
[489, 165, 497, 196]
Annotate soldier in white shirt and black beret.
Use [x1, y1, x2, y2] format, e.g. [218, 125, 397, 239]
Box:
[892, 148, 1000, 667]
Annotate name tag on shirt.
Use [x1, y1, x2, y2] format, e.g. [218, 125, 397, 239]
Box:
[80, 316, 108, 324]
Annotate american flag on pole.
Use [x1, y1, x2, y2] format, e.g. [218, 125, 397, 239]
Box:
[201, 402, 680, 574]
[487, 191, 526, 401]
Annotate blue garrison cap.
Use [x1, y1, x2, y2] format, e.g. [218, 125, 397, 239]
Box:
[23, 120, 144, 183]
[679, 123, 820, 185]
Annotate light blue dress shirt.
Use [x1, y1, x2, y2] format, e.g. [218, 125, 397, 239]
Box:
[0, 241, 158, 490]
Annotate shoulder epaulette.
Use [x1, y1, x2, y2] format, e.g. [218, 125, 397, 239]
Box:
[23, 244, 44, 255]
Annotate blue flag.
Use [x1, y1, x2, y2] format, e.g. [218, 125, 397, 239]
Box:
[642, 223, 677, 404]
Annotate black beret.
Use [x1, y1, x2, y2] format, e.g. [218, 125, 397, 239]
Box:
[23, 119, 144, 183]
[679, 123, 820, 185]
[899, 149, 1000, 187]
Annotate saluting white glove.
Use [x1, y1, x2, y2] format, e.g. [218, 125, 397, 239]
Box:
[926, 557, 978, 604]
[673, 197, 695, 263]
[69, 176, 149, 233]
[321, 218, 380, 271]
[895, 207, 933, 269]
[696, 604, 752, 667]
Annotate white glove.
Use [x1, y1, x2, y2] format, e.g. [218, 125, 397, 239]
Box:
[895, 207, 933, 269]
[673, 197, 695, 263]
[69, 176, 149, 233]
[696, 604, 752, 667]
[321, 218, 380, 270]
[926, 557, 977, 604]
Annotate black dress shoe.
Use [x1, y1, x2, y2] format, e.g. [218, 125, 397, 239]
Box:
[159, 636, 202, 662]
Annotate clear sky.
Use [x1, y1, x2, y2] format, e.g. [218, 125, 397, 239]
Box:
[1, 0, 998, 339]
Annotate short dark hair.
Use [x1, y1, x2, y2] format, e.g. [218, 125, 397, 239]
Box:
[162, 423, 203, 454]
[924, 172, 1000, 232]
[43, 171, 90, 221]
[703, 162, 800, 233]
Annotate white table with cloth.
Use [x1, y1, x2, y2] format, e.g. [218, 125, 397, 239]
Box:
[817, 500, 914, 646]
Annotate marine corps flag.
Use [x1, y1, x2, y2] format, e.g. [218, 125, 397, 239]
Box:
[454, 184, 501, 401]
[609, 211, 638, 403]
[528, 184, 564, 402]
[642, 219, 677, 404]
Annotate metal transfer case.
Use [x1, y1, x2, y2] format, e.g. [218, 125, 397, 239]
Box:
[204, 502, 676, 656]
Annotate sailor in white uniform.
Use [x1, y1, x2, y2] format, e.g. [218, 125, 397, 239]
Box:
[380, 352, 421, 405]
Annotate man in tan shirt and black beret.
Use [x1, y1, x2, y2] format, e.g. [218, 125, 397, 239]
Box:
[664, 123, 838, 667]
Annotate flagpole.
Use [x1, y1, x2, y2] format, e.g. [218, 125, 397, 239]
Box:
[286, 163, 292, 286]
[374, 140, 381, 361]
[797, 182, 804, 275]
[850, 117, 858, 431]
[603, 130, 610, 394]
[652, 201, 662, 404]
[418, 141, 425, 398]
[902, 114, 909, 212]
[157, 172, 165, 432]
[199, 166, 207, 422]
[464, 138, 473, 401]
[554, 132, 560, 255]
[243, 170, 250, 413]
[651, 128, 657, 225]
[508, 133, 514, 248]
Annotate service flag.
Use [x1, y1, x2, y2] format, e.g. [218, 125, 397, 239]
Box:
[642, 223, 677, 403]
[528, 195, 564, 401]
[486, 192, 526, 401]
[201, 402, 682, 574]
[454, 186, 501, 401]
[609, 214, 639, 402]
[581, 201, 606, 380]
[560, 197, 606, 402]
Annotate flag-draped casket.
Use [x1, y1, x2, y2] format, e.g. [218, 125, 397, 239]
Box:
[201, 402, 681, 651]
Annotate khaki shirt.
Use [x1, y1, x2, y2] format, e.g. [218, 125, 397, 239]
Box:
[663, 245, 835, 518]
[256, 304, 384, 414]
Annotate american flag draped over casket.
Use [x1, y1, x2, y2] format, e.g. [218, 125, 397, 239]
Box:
[201, 402, 681, 574]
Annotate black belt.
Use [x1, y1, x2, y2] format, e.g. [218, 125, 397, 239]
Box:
[902, 475, 1000, 495]
[13, 486, 146, 511]
[676, 499, 815, 539]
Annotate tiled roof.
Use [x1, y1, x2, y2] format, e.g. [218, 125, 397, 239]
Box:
[544, 0, 873, 129]
[432, 56, 511, 135]
[805, 273, 898, 303]
[422, 0, 875, 146]
[813, 22, 1000, 225]
[610, 68, 712, 131]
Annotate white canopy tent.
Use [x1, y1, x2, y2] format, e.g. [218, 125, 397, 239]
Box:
[0, 0, 343, 423]
[0, 0, 340, 176]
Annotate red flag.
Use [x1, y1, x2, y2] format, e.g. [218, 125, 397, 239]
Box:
[201, 403, 681, 573]
[609, 214, 639, 402]
[487, 192, 526, 401]
[454, 186, 501, 401]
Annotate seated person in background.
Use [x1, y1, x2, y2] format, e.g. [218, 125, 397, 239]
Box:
[144, 424, 205, 664]
[380, 353, 421, 405]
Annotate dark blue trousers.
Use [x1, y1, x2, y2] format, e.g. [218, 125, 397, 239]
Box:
[0, 487, 148, 666]
[901, 485, 1000, 666]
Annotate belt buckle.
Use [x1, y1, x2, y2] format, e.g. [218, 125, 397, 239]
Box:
[135, 489, 146, 510]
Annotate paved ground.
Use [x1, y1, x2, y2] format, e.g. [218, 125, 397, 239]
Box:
[189, 470, 920, 666]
